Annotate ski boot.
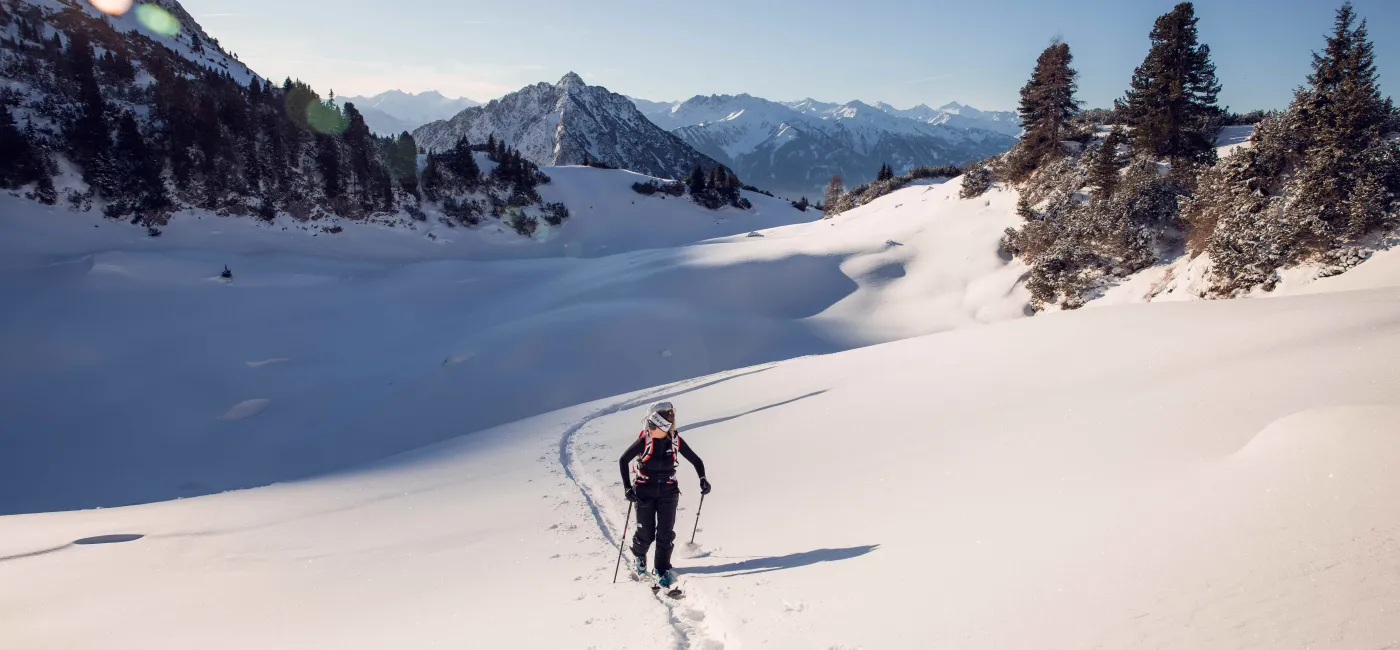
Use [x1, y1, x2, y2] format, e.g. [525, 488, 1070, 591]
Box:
[655, 568, 683, 598]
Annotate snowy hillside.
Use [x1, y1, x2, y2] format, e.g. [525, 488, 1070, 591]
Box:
[643, 93, 1017, 198]
[340, 90, 481, 136]
[19, 0, 259, 84]
[413, 74, 715, 180]
[2, 198, 1397, 647]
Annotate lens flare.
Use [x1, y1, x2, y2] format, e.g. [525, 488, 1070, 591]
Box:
[305, 101, 348, 135]
[135, 4, 181, 37]
[88, 0, 133, 15]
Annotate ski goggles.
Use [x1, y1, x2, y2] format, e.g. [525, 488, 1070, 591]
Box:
[646, 411, 673, 431]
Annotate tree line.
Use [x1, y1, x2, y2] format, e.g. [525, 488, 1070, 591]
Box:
[978, 2, 1398, 306]
[0, 0, 565, 233]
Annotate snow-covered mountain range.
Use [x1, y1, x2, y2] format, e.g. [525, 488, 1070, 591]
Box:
[632, 94, 1019, 198]
[413, 74, 716, 180]
[339, 90, 480, 136]
[872, 100, 1022, 137]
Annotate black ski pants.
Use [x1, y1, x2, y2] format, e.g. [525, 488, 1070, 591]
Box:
[630, 481, 681, 573]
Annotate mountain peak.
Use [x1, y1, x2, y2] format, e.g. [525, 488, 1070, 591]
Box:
[413, 75, 716, 179]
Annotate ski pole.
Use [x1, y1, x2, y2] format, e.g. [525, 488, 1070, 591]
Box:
[612, 500, 634, 584]
[689, 493, 705, 544]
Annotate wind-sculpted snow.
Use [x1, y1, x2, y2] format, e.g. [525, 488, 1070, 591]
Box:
[414, 73, 717, 180]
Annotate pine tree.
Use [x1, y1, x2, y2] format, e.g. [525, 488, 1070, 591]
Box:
[421, 152, 442, 202]
[1116, 2, 1223, 163]
[341, 103, 375, 208]
[32, 170, 56, 205]
[1291, 1, 1398, 238]
[391, 132, 420, 196]
[1015, 197, 1037, 222]
[1088, 126, 1127, 200]
[687, 164, 707, 195]
[114, 111, 167, 213]
[1014, 40, 1080, 175]
[447, 135, 480, 185]
[0, 106, 37, 188]
[316, 133, 342, 203]
[824, 175, 843, 212]
[64, 31, 115, 196]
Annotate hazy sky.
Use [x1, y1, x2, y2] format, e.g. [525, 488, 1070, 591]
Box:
[179, 0, 1399, 111]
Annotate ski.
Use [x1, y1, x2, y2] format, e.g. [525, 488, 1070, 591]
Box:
[655, 583, 684, 599]
[630, 562, 684, 598]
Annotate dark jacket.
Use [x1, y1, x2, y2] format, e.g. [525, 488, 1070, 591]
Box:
[619, 432, 706, 486]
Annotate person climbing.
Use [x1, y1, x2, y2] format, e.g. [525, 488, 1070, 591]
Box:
[619, 401, 711, 590]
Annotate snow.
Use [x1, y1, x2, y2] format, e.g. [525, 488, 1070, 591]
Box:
[1214, 124, 1255, 158]
[0, 171, 1023, 516]
[25, 0, 261, 86]
[2, 167, 1398, 648]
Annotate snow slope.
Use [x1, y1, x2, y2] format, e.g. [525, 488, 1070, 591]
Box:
[0, 173, 1027, 515]
[23, 0, 260, 85]
[2, 266, 1397, 649]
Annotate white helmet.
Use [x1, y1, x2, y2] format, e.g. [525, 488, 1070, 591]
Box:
[645, 402, 675, 431]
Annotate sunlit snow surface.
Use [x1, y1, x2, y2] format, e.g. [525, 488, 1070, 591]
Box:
[2, 160, 1398, 649]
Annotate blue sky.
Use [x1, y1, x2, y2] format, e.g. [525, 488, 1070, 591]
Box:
[180, 0, 1399, 111]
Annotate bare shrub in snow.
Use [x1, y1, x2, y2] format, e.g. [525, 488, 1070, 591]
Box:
[541, 202, 570, 226]
[960, 167, 992, 199]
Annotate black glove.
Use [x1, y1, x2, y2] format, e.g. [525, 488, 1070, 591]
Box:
[699, 477, 711, 495]
[624, 487, 637, 502]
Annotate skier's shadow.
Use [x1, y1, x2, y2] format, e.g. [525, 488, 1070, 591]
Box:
[678, 390, 827, 434]
[680, 544, 878, 577]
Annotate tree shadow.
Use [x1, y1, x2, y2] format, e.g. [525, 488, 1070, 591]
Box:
[0, 533, 144, 564]
[73, 534, 144, 545]
[680, 544, 878, 577]
[679, 390, 827, 434]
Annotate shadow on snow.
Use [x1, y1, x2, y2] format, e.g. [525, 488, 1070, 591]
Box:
[680, 544, 879, 577]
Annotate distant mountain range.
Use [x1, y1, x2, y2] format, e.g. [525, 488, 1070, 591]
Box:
[631, 94, 1020, 198]
[413, 73, 717, 181]
[340, 90, 481, 136]
[401, 85, 1018, 198]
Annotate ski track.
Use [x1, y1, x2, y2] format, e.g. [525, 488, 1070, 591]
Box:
[558, 368, 768, 650]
